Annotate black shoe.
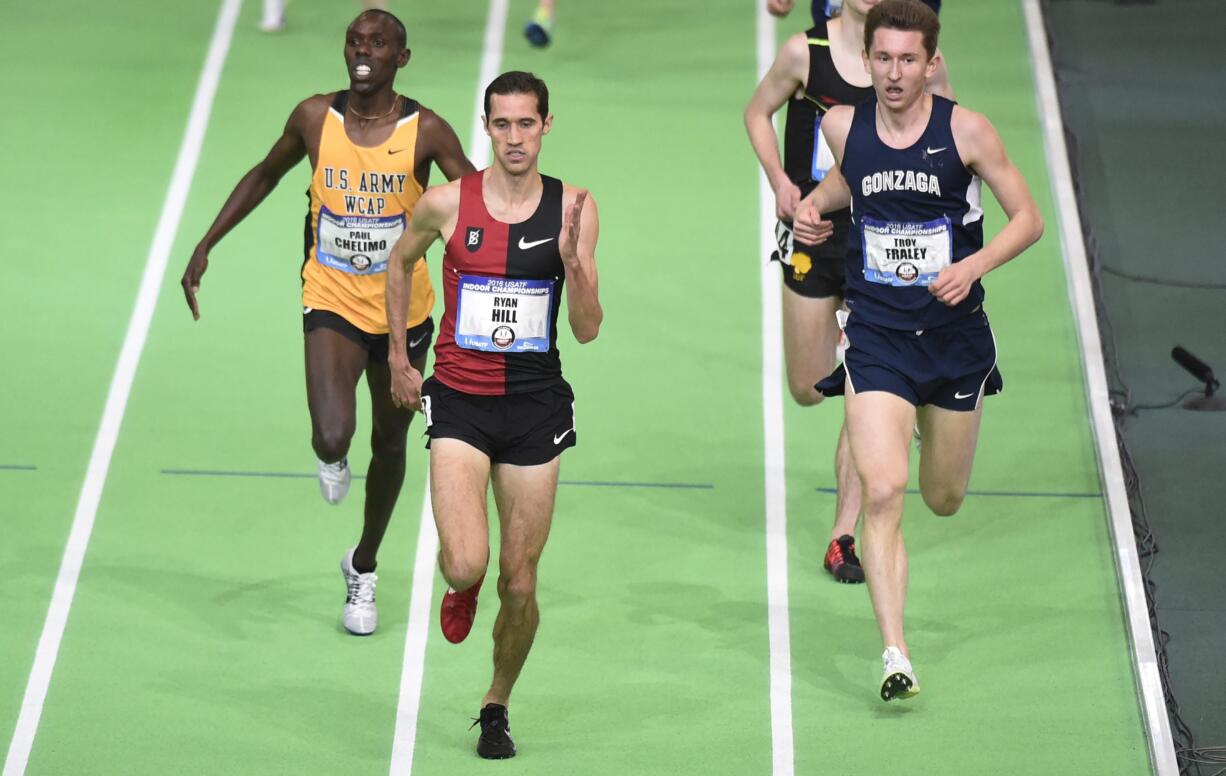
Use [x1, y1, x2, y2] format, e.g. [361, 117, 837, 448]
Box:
[473, 703, 516, 759]
[823, 535, 866, 583]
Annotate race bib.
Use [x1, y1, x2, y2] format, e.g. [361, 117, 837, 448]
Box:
[811, 118, 836, 182]
[315, 205, 405, 275]
[770, 220, 795, 266]
[861, 215, 952, 286]
[455, 274, 554, 353]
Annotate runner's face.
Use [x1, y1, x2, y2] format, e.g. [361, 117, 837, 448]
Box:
[864, 28, 936, 109]
[344, 17, 409, 95]
[485, 93, 552, 175]
[842, 0, 879, 19]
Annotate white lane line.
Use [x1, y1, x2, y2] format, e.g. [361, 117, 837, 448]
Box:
[1020, 2, 1178, 774]
[388, 479, 438, 776]
[756, 4, 794, 776]
[467, 0, 509, 170]
[1, 1, 243, 774]
[387, 2, 507, 773]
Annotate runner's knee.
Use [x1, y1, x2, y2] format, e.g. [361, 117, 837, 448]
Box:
[787, 376, 824, 407]
[312, 421, 354, 462]
[497, 569, 538, 611]
[861, 474, 907, 516]
[921, 486, 965, 517]
[439, 546, 487, 590]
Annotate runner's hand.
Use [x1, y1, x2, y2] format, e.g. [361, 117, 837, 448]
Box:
[560, 190, 587, 266]
[774, 179, 801, 221]
[767, 0, 795, 17]
[181, 245, 209, 320]
[930, 259, 981, 307]
[389, 358, 423, 411]
[793, 200, 834, 245]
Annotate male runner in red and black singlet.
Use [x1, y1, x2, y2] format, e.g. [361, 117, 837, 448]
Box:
[385, 71, 602, 759]
[180, 11, 474, 636]
[745, 0, 952, 585]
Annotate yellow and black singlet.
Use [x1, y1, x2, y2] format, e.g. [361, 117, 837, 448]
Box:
[782, 19, 874, 194]
[302, 91, 434, 333]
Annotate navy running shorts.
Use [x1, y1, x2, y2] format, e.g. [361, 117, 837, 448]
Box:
[816, 309, 1003, 411]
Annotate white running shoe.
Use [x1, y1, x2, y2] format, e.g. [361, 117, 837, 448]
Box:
[258, 0, 285, 31]
[880, 646, 920, 701]
[340, 548, 377, 636]
[317, 458, 350, 505]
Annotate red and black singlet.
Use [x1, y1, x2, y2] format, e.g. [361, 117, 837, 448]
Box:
[433, 170, 566, 396]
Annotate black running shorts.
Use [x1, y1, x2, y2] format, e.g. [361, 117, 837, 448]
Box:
[420, 376, 576, 466]
[770, 218, 848, 299]
[303, 308, 434, 364]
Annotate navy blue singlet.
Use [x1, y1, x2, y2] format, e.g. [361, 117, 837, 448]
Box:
[841, 95, 984, 330]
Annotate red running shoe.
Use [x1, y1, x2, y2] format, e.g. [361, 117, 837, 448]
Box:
[440, 575, 485, 643]
[823, 535, 865, 584]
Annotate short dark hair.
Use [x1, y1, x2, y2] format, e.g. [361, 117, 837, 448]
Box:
[865, 0, 940, 59]
[484, 71, 549, 120]
[352, 9, 407, 49]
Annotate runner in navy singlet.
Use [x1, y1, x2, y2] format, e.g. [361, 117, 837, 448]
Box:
[384, 71, 602, 759]
[745, 0, 952, 586]
[794, 0, 1043, 702]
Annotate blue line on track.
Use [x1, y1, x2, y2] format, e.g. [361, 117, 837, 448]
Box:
[559, 480, 714, 490]
[160, 469, 713, 490]
[1, 464, 37, 471]
[814, 486, 1101, 499]
[162, 468, 363, 480]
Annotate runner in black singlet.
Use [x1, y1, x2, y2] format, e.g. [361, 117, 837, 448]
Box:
[746, 0, 952, 585]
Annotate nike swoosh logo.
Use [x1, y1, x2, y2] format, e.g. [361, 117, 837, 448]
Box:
[553, 428, 574, 445]
[925, 146, 947, 155]
[387, 148, 409, 155]
[408, 332, 429, 348]
[518, 236, 553, 250]
[954, 391, 975, 400]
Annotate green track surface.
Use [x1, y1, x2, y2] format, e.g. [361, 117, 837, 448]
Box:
[0, 0, 1150, 773]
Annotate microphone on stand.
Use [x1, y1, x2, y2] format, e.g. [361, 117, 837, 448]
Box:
[1171, 346, 1219, 394]
[1171, 346, 1226, 411]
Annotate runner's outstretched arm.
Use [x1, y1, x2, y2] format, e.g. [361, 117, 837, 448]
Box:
[793, 165, 848, 245]
[181, 97, 318, 319]
[744, 33, 810, 221]
[560, 190, 602, 343]
[794, 105, 853, 244]
[386, 185, 449, 409]
[419, 108, 477, 181]
[929, 107, 1044, 306]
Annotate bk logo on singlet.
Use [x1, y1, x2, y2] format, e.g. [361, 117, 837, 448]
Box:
[466, 227, 484, 253]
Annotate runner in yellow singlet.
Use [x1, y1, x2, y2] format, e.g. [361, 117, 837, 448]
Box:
[181, 10, 474, 636]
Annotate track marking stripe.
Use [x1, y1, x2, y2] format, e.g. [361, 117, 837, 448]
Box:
[756, 4, 795, 776]
[1, 2, 243, 773]
[1021, 2, 1178, 772]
